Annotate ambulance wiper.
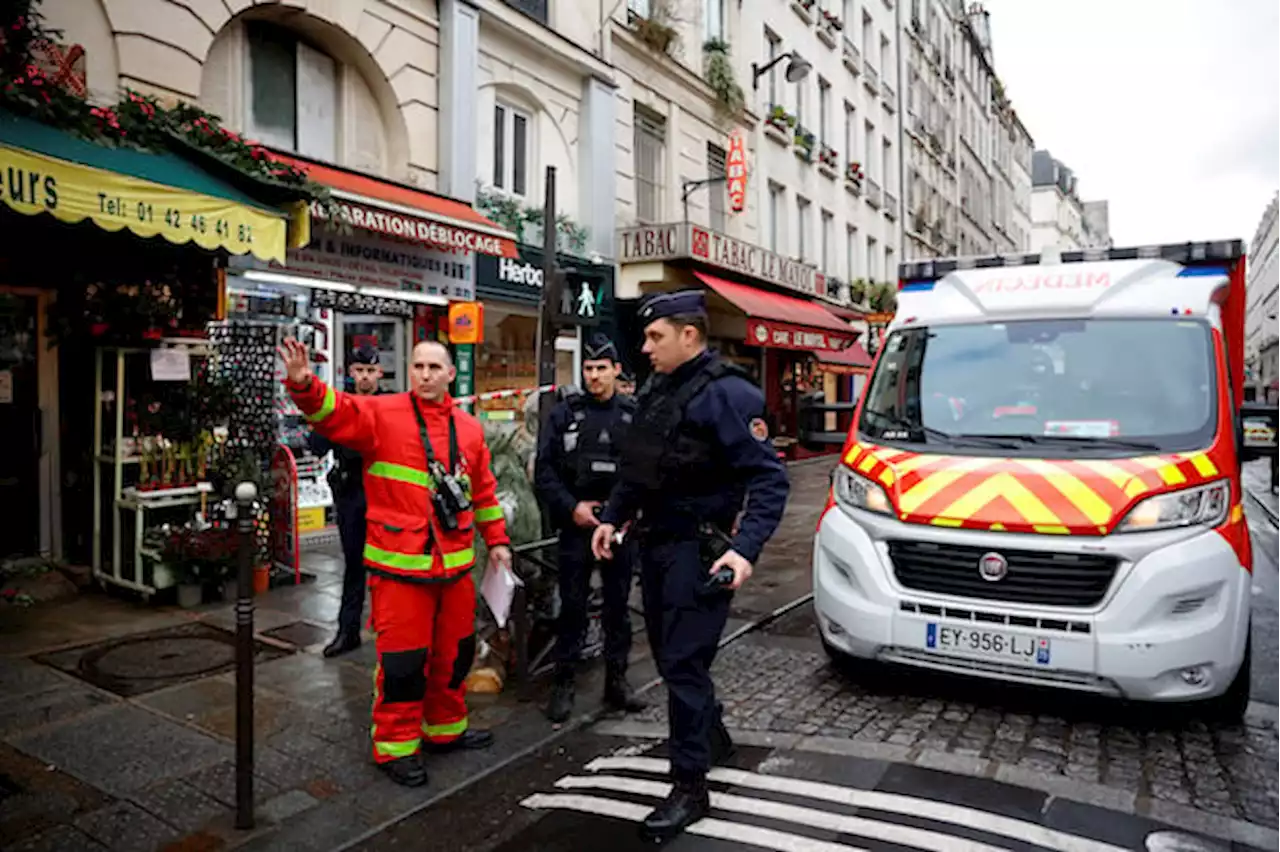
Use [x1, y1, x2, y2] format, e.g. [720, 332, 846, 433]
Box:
[864, 412, 1012, 448]
[961, 433, 1163, 452]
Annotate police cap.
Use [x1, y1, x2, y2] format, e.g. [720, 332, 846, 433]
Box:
[637, 290, 707, 326]
[349, 344, 380, 366]
[583, 333, 619, 363]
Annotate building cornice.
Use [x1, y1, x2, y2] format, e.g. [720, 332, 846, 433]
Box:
[477, 0, 617, 85]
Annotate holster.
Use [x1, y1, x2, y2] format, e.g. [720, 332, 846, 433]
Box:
[696, 522, 732, 568]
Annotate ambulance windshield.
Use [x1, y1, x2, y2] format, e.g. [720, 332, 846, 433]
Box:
[858, 318, 1218, 454]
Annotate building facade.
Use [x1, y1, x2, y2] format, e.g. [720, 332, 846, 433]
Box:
[1030, 149, 1086, 252]
[900, 0, 1032, 262]
[1082, 199, 1113, 249]
[1246, 192, 1279, 402]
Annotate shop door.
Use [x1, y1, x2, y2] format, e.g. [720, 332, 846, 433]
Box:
[340, 316, 405, 393]
[0, 293, 40, 558]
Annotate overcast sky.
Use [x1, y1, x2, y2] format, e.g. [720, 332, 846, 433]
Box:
[981, 0, 1279, 248]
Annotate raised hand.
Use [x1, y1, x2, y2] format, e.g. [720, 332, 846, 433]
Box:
[277, 337, 312, 386]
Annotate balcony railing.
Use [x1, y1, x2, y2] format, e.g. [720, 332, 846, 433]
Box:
[866, 179, 882, 209]
[863, 59, 880, 94]
[884, 191, 898, 219]
[504, 0, 548, 23]
[843, 39, 862, 76]
[881, 80, 895, 111]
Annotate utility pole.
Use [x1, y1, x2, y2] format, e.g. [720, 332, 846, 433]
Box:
[535, 165, 561, 441]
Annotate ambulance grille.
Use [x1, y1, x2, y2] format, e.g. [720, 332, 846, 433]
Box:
[887, 541, 1118, 607]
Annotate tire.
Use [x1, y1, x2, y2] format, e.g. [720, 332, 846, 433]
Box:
[822, 636, 877, 681]
[1201, 632, 1251, 725]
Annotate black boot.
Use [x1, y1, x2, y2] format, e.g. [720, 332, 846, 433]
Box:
[322, 630, 361, 658]
[603, 667, 647, 714]
[379, 754, 427, 787]
[640, 772, 710, 841]
[546, 674, 575, 724]
[422, 728, 494, 754]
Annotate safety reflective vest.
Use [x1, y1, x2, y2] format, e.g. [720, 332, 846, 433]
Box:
[289, 376, 509, 582]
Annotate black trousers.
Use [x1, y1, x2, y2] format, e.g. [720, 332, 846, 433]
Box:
[334, 492, 367, 635]
[553, 525, 634, 674]
[638, 536, 731, 779]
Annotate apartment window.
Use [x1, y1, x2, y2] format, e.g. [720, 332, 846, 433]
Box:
[706, 143, 727, 232]
[821, 210, 834, 271]
[861, 10, 872, 59]
[867, 235, 879, 281]
[796, 196, 811, 261]
[885, 246, 896, 282]
[879, 33, 891, 84]
[705, 0, 725, 41]
[818, 77, 831, 144]
[864, 120, 876, 179]
[844, 102, 857, 164]
[882, 137, 893, 193]
[846, 225, 859, 280]
[628, 0, 651, 17]
[246, 22, 337, 160]
[634, 106, 666, 223]
[765, 29, 781, 107]
[493, 103, 530, 196]
[767, 182, 783, 252]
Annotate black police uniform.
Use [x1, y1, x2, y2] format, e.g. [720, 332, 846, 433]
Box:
[307, 346, 382, 657]
[534, 337, 645, 721]
[600, 290, 790, 839]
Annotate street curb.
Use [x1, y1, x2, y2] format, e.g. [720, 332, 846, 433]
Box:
[586, 721, 1278, 851]
[1245, 484, 1279, 527]
[329, 589, 814, 852]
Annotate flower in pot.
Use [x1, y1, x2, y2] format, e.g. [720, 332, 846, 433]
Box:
[819, 144, 839, 169]
[793, 128, 816, 161]
[820, 8, 843, 30]
[766, 104, 794, 133]
[845, 160, 864, 183]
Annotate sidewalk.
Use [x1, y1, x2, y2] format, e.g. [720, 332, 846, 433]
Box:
[0, 458, 836, 852]
[1244, 459, 1278, 521]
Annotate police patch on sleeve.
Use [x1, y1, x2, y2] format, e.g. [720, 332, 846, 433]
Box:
[749, 417, 769, 441]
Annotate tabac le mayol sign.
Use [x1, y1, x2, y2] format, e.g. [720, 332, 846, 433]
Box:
[618, 223, 822, 297]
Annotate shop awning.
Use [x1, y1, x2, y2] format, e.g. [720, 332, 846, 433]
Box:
[0, 110, 297, 263]
[694, 271, 857, 353]
[815, 342, 873, 374]
[270, 151, 519, 259]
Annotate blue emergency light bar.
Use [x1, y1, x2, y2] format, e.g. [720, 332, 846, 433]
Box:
[897, 239, 1244, 285]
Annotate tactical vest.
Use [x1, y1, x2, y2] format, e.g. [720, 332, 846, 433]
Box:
[558, 388, 636, 500]
[619, 358, 750, 492]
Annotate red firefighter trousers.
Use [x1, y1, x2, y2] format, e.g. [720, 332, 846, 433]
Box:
[369, 573, 476, 764]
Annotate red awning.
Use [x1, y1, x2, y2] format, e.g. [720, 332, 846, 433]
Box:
[270, 151, 518, 258]
[694, 272, 856, 353]
[817, 343, 872, 368]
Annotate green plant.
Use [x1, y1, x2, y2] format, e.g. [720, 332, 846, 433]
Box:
[483, 423, 542, 545]
[632, 0, 679, 56]
[793, 127, 816, 162]
[867, 282, 897, 314]
[475, 186, 591, 256]
[849, 277, 868, 304]
[702, 39, 744, 122]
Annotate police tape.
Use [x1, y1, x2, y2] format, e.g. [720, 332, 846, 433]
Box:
[455, 384, 558, 404]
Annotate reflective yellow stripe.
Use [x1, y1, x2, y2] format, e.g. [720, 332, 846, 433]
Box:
[364, 544, 475, 573]
[423, 718, 468, 739]
[474, 505, 504, 523]
[374, 738, 421, 758]
[305, 386, 336, 423]
[368, 461, 434, 489]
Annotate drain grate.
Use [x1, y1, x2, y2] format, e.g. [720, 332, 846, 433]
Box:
[33, 621, 292, 697]
[261, 621, 332, 648]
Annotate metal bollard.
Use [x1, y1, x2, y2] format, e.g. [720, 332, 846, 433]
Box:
[232, 481, 258, 830]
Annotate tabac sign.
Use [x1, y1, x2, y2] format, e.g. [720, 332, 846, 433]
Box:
[726, 130, 747, 213]
[618, 223, 822, 297]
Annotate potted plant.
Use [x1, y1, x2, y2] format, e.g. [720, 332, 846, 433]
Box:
[766, 104, 796, 134]
[845, 160, 864, 184]
[819, 144, 839, 170]
[820, 8, 843, 31]
[703, 39, 745, 122]
[793, 127, 816, 162]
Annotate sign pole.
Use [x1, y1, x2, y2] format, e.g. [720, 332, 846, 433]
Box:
[535, 166, 560, 441]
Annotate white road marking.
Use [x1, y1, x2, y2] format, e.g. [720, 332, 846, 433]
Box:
[556, 774, 1014, 852]
[583, 756, 1129, 852]
[520, 792, 870, 851]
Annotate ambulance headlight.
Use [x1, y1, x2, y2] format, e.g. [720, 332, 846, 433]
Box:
[1116, 480, 1229, 533]
[833, 465, 893, 516]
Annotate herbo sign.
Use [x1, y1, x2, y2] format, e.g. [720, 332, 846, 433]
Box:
[726, 129, 748, 213]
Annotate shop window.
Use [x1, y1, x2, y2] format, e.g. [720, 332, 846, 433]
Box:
[494, 102, 530, 197]
[473, 304, 580, 422]
[634, 106, 666, 223]
[245, 21, 337, 161]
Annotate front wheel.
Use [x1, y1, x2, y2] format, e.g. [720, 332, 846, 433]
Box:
[1200, 633, 1251, 725]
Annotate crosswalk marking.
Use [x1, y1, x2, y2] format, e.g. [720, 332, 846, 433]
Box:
[555, 774, 1014, 852]
[583, 756, 1130, 852]
[521, 793, 871, 852]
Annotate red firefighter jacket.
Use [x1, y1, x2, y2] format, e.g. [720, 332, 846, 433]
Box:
[288, 376, 509, 582]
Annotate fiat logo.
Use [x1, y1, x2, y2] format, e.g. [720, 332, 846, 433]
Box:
[978, 552, 1008, 582]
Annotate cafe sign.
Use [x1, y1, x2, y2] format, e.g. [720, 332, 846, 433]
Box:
[618, 223, 822, 297]
[747, 319, 854, 353]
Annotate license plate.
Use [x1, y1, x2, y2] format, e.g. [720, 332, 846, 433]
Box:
[925, 623, 1051, 666]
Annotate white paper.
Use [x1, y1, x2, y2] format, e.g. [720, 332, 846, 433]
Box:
[150, 348, 191, 382]
[0, 370, 11, 404]
[481, 562, 523, 629]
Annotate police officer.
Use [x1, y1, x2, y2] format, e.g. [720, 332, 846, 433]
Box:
[307, 344, 383, 658]
[616, 369, 637, 397]
[591, 291, 789, 840]
[535, 334, 646, 723]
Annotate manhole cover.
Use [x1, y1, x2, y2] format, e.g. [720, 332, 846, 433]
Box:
[261, 621, 332, 648]
[33, 621, 292, 697]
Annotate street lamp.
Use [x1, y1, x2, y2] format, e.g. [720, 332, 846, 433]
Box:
[751, 50, 812, 90]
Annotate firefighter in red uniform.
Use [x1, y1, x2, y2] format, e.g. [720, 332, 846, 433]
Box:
[279, 337, 513, 788]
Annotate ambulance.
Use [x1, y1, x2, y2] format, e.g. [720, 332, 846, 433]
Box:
[813, 241, 1254, 720]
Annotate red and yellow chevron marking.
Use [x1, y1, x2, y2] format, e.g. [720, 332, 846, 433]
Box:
[841, 442, 1224, 536]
